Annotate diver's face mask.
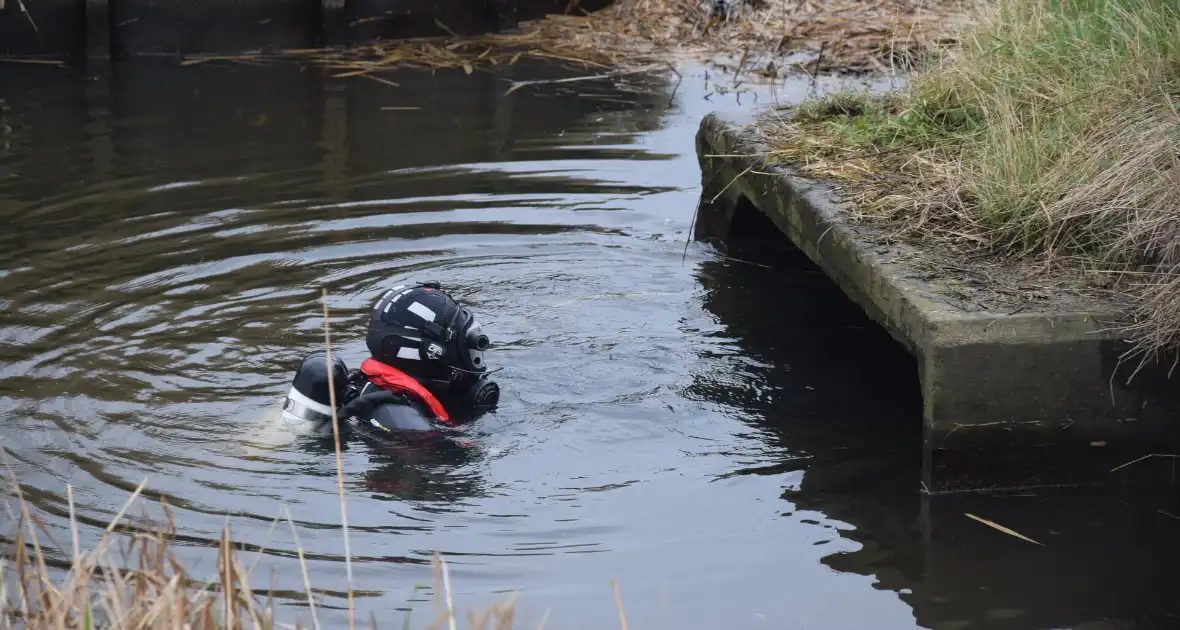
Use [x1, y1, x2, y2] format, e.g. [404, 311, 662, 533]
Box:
[438, 306, 499, 409]
[453, 308, 488, 372]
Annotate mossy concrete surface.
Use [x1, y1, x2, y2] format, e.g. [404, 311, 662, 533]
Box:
[694, 108, 1180, 493]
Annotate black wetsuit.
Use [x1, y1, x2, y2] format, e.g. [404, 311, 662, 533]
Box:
[337, 370, 440, 437]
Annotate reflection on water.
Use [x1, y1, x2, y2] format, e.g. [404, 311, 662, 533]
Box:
[1, 59, 1177, 630]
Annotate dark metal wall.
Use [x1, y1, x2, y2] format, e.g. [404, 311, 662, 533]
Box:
[0, 0, 611, 59]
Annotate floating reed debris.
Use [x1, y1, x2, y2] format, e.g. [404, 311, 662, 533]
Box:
[180, 0, 979, 79]
[522, 0, 980, 74]
[964, 513, 1045, 547]
[178, 33, 626, 78]
[1110, 453, 1180, 473]
[502, 63, 669, 94]
[0, 58, 66, 66]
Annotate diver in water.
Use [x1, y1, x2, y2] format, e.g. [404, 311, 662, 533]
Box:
[279, 282, 500, 444]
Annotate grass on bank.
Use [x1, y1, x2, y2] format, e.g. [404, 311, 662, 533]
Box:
[761, 0, 1180, 371]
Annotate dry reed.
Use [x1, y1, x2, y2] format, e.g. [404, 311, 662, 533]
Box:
[0, 480, 521, 629]
[520, 0, 979, 74]
[179, 0, 978, 79]
[321, 288, 354, 630]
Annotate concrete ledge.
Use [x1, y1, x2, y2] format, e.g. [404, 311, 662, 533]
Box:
[694, 108, 1180, 492]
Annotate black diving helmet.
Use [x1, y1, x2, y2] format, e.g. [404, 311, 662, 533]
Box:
[366, 281, 500, 408]
[280, 351, 350, 426]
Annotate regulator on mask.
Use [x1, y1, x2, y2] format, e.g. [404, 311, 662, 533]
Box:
[443, 302, 500, 408]
[447, 369, 500, 409]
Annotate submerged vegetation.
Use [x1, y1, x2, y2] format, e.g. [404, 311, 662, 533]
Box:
[762, 0, 1180, 369]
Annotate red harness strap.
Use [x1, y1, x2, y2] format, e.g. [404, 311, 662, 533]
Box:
[359, 358, 452, 425]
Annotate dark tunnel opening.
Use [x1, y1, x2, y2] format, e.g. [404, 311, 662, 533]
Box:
[721, 194, 923, 411]
[691, 192, 926, 493]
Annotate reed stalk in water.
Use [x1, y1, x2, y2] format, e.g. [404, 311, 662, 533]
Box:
[321, 288, 355, 630]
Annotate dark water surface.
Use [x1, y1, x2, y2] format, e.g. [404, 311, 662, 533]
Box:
[1, 60, 1178, 630]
